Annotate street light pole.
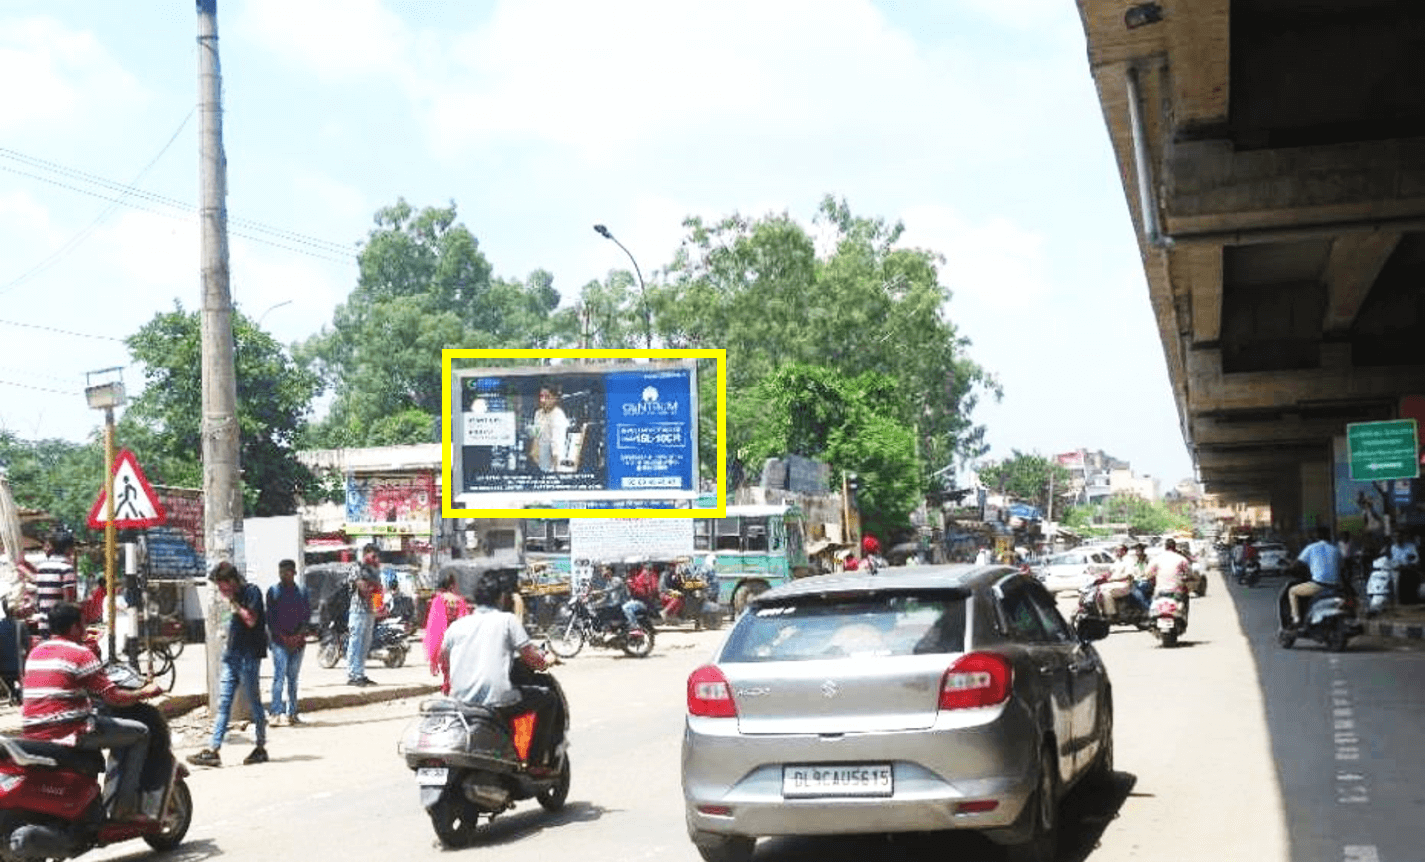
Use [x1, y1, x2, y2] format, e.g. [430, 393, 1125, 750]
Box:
[593, 224, 652, 348]
[256, 299, 292, 328]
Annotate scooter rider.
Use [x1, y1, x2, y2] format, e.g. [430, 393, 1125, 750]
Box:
[1147, 538, 1191, 598]
[20, 602, 165, 822]
[439, 570, 565, 775]
[1126, 543, 1154, 610]
[1287, 526, 1343, 631]
[1096, 544, 1134, 619]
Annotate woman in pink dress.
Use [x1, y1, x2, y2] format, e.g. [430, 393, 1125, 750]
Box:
[423, 570, 469, 682]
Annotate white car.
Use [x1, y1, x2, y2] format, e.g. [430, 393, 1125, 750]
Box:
[1254, 542, 1292, 572]
[1036, 549, 1116, 594]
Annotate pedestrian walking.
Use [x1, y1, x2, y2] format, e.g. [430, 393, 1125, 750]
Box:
[423, 568, 469, 678]
[33, 532, 77, 637]
[187, 561, 268, 768]
[347, 565, 381, 687]
[265, 559, 311, 726]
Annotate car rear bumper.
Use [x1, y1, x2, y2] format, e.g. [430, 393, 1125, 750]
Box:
[681, 707, 1038, 838]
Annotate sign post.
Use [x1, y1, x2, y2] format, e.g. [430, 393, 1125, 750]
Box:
[1346, 420, 1420, 482]
[88, 450, 168, 661]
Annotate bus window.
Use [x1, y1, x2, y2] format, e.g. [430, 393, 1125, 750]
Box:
[523, 520, 548, 553]
[693, 518, 713, 551]
[716, 517, 742, 551]
[553, 519, 570, 552]
[745, 517, 768, 552]
[770, 517, 784, 552]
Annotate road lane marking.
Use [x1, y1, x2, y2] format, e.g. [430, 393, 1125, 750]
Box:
[1343, 846, 1379, 862]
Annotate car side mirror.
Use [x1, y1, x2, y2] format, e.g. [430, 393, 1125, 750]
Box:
[1075, 616, 1110, 642]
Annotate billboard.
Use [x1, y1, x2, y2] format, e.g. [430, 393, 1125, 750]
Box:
[345, 473, 436, 535]
[447, 355, 718, 515]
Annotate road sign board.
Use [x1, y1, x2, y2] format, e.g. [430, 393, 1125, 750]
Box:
[87, 449, 169, 529]
[1346, 419, 1420, 482]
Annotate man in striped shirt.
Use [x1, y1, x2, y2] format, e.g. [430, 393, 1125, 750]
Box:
[21, 602, 164, 821]
[33, 532, 77, 638]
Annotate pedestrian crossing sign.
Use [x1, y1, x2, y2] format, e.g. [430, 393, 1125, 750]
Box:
[87, 449, 168, 529]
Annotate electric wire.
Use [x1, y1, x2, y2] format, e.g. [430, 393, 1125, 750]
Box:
[0, 318, 125, 342]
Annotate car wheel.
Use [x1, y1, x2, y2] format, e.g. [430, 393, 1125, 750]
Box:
[690, 831, 755, 862]
[1005, 746, 1059, 862]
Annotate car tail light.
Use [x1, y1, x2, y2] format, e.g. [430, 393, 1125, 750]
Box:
[939, 652, 1012, 711]
[687, 665, 738, 718]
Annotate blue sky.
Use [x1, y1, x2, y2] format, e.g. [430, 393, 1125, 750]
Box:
[0, 0, 1196, 489]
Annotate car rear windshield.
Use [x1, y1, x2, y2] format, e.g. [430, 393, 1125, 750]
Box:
[719, 590, 968, 662]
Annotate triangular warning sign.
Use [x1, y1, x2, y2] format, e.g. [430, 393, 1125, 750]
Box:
[88, 449, 168, 529]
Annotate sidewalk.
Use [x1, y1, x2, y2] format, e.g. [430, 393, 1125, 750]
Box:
[0, 634, 441, 733]
[1362, 604, 1425, 640]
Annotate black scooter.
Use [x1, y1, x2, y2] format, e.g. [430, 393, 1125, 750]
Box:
[399, 667, 570, 848]
[1276, 566, 1362, 652]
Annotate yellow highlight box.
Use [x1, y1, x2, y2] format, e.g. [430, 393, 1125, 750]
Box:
[441, 348, 726, 519]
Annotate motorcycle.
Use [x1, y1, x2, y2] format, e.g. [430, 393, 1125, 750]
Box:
[0, 664, 193, 861]
[545, 593, 655, 658]
[657, 577, 725, 631]
[399, 666, 571, 848]
[1365, 555, 1396, 616]
[1278, 568, 1362, 652]
[318, 615, 411, 669]
[1237, 557, 1262, 587]
[1071, 574, 1153, 637]
[1149, 589, 1190, 647]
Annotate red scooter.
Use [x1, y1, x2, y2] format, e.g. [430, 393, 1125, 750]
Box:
[0, 665, 193, 861]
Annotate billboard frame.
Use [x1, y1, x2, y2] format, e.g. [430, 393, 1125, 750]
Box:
[442, 348, 726, 518]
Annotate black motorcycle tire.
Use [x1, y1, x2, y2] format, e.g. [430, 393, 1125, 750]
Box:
[383, 645, 407, 668]
[547, 616, 586, 659]
[1160, 627, 1178, 648]
[318, 638, 343, 669]
[1245, 569, 1261, 587]
[1277, 629, 1297, 649]
[143, 777, 193, 852]
[1326, 619, 1350, 653]
[537, 755, 572, 812]
[429, 796, 481, 848]
[621, 626, 655, 658]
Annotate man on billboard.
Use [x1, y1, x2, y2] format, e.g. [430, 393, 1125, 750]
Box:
[527, 383, 571, 472]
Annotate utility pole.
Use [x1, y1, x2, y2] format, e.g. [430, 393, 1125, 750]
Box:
[198, 0, 242, 714]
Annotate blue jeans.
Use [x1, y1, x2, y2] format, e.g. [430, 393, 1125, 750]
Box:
[210, 653, 266, 751]
[347, 612, 374, 679]
[621, 600, 646, 631]
[269, 641, 304, 718]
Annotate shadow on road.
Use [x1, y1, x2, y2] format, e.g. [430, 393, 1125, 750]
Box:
[466, 800, 612, 848]
[101, 837, 220, 862]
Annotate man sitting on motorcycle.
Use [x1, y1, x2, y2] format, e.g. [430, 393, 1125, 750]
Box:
[660, 563, 687, 621]
[1095, 544, 1135, 619]
[589, 566, 646, 633]
[1288, 526, 1343, 631]
[20, 602, 165, 822]
[1147, 539, 1191, 598]
[439, 570, 565, 776]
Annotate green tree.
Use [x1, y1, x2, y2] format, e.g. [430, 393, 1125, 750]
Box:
[300, 200, 563, 446]
[655, 195, 999, 482]
[122, 302, 321, 516]
[0, 432, 104, 540]
[976, 450, 1075, 517]
[734, 363, 922, 534]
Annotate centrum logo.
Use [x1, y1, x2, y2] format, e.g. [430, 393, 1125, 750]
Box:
[622, 385, 680, 416]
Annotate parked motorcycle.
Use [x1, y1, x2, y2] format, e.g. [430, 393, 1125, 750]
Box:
[1365, 555, 1396, 616]
[0, 665, 193, 861]
[545, 594, 655, 658]
[1149, 589, 1190, 647]
[318, 615, 411, 669]
[399, 667, 571, 848]
[1277, 568, 1363, 652]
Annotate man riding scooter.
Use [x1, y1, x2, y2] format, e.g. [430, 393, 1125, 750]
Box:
[1094, 545, 1135, 620]
[1286, 527, 1344, 633]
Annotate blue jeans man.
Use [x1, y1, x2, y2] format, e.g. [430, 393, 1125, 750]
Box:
[269, 642, 304, 721]
[347, 610, 374, 683]
[621, 599, 646, 632]
[208, 654, 266, 758]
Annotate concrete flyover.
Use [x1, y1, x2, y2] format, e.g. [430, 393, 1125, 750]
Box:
[1077, 0, 1425, 525]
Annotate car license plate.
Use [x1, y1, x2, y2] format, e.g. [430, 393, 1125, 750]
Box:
[782, 764, 892, 798]
[416, 767, 449, 787]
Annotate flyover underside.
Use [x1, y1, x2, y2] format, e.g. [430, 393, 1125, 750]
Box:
[1078, 0, 1425, 511]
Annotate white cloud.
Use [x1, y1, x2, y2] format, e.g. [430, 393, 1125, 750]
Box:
[0, 17, 145, 134]
[897, 204, 1052, 309]
[233, 0, 414, 83]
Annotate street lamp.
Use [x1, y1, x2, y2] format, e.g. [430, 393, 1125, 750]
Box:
[256, 299, 292, 328]
[593, 224, 653, 348]
[85, 367, 126, 660]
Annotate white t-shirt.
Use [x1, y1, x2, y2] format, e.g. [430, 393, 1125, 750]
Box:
[442, 606, 532, 708]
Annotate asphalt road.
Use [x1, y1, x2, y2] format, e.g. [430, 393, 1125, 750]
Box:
[77, 568, 1422, 862]
[1227, 571, 1425, 862]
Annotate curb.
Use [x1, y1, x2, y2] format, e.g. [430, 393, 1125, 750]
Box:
[1362, 619, 1425, 640]
[161, 683, 443, 720]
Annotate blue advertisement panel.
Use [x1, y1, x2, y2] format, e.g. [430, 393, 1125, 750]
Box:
[453, 363, 697, 504]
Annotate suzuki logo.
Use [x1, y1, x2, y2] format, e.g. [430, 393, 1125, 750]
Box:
[821, 680, 839, 699]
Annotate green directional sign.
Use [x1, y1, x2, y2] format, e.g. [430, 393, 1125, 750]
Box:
[1347, 419, 1420, 482]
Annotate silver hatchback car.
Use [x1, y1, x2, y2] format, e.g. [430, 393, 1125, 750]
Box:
[681, 565, 1113, 862]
